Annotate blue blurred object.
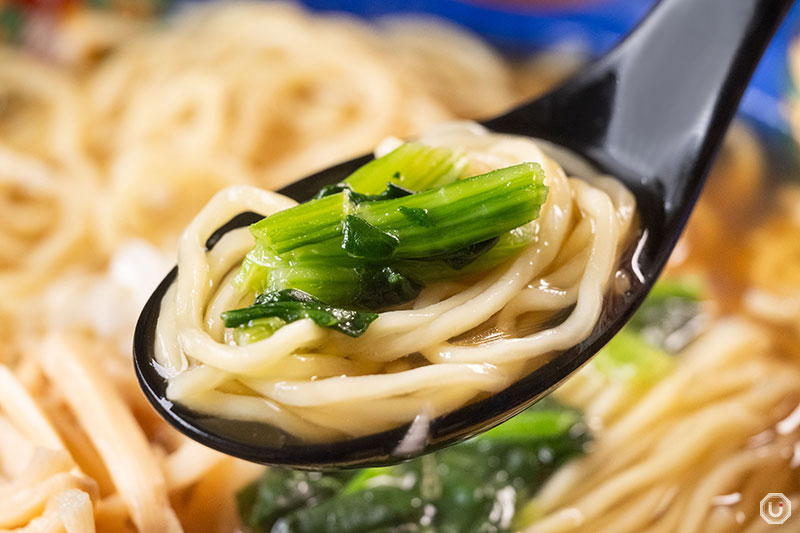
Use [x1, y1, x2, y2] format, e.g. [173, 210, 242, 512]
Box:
[296, 0, 800, 134]
[300, 0, 651, 53]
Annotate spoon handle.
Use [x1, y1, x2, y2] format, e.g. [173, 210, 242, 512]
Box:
[487, 0, 792, 213]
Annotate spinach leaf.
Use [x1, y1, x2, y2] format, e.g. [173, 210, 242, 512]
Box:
[313, 182, 414, 204]
[237, 398, 589, 533]
[342, 215, 399, 259]
[440, 237, 500, 270]
[398, 206, 433, 227]
[221, 289, 378, 337]
[356, 266, 422, 309]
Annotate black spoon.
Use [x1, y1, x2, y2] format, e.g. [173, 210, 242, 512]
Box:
[134, 0, 793, 469]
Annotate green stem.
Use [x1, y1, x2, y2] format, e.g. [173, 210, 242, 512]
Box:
[344, 142, 467, 194]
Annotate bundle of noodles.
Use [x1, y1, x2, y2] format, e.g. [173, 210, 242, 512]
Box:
[8, 330, 263, 533]
[154, 121, 637, 440]
[0, 364, 98, 531]
[530, 318, 800, 533]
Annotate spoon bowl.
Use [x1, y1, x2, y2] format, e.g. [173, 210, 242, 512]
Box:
[134, 0, 793, 469]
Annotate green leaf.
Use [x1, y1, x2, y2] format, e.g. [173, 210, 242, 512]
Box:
[593, 328, 674, 385]
[313, 182, 414, 204]
[222, 289, 378, 337]
[355, 266, 422, 309]
[440, 238, 500, 270]
[480, 409, 583, 443]
[237, 399, 590, 533]
[342, 215, 399, 259]
[397, 206, 432, 227]
[232, 317, 286, 345]
[627, 276, 706, 353]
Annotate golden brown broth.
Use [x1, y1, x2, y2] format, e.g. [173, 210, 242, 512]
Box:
[674, 125, 774, 310]
[669, 127, 800, 491]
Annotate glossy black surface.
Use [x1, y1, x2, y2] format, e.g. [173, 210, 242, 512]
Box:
[133, 0, 794, 469]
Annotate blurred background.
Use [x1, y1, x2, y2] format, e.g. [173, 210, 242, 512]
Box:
[2, 0, 799, 132]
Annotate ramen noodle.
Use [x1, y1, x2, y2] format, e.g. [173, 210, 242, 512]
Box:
[0, 2, 798, 532]
[153, 121, 636, 440]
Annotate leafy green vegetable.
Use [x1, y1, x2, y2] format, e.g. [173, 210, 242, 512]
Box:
[343, 142, 468, 194]
[255, 141, 468, 254]
[257, 162, 547, 258]
[238, 253, 422, 310]
[250, 192, 353, 253]
[356, 266, 422, 309]
[236, 399, 589, 533]
[271, 486, 423, 533]
[232, 317, 286, 345]
[236, 469, 350, 531]
[439, 237, 500, 270]
[229, 150, 548, 339]
[221, 289, 378, 338]
[397, 224, 536, 284]
[593, 328, 674, 385]
[243, 263, 362, 306]
[340, 466, 396, 496]
[354, 162, 546, 259]
[313, 182, 414, 204]
[627, 275, 706, 353]
[342, 215, 399, 259]
[590, 276, 706, 385]
[398, 206, 432, 228]
[480, 401, 583, 442]
[228, 144, 550, 339]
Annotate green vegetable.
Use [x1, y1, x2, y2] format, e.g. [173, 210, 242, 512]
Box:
[590, 276, 706, 385]
[235, 239, 362, 300]
[249, 192, 352, 253]
[236, 469, 348, 531]
[343, 142, 468, 194]
[221, 289, 378, 338]
[593, 328, 674, 385]
[244, 263, 362, 306]
[272, 486, 423, 533]
[481, 403, 583, 443]
[238, 253, 422, 309]
[232, 317, 286, 345]
[341, 215, 399, 259]
[236, 399, 589, 533]
[252, 141, 470, 254]
[398, 206, 433, 228]
[340, 466, 397, 495]
[356, 266, 423, 309]
[313, 182, 414, 204]
[229, 149, 549, 338]
[260, 163, 547, 258]
[627, 275, 706, 353]
[397, 224, 537, 283]
[438, 237, 499, 270]
[355, 163, 546, 259]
